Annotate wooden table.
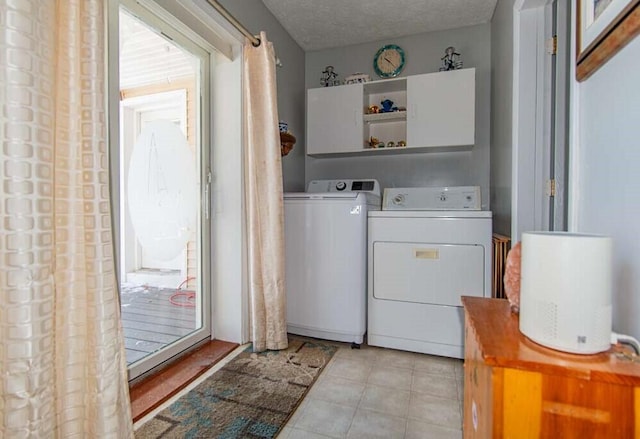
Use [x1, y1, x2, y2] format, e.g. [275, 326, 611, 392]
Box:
[462, 296, 640, 438]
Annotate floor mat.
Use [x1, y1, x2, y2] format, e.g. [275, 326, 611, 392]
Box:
[135, 337, 337, 438]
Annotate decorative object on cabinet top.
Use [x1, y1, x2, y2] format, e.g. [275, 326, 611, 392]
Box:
[344, 72, 371, 84]
[439, 46, 463, 71]
[320, 65, 340, 87]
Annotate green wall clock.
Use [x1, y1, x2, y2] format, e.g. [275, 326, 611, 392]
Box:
[373, 44, 406, 78]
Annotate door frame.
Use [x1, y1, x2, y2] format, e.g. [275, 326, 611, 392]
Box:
[108, 0, 213, 380]
[512, 0, 570, 241]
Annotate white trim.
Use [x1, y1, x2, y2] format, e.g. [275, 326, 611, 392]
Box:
[512, 3, 521, 241]
[188, 0, 248, 44]
[568, 0, 581, 232]
[516, 0, 549, 9]
[210, 43, 247, 344]
[107, 0, 122, 275]
[552, 0, 570, 231]
[534, 6, 548, 231]
[512, 6, 541, 241]
[538, 2, 560, 231]
[512, 0, 561, 241]
[136, 0, 234, 59]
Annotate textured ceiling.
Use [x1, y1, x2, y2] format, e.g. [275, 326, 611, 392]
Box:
[261, 0, 498, 51]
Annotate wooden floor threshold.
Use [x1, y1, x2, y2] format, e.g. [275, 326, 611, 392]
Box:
[129, 339, 238, 422]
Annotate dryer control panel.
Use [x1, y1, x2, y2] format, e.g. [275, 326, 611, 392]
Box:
[383, 186, 481, 210]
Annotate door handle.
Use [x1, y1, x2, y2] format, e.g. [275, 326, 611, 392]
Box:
[414, 249, 439, 259]
[204, 170, 212, 220]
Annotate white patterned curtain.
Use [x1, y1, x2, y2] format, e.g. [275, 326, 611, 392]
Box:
[0, 1, 133, 437]
[243, 32, 288, 352]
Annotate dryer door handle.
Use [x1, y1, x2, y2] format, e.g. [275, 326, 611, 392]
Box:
[414, 249, 439, 259]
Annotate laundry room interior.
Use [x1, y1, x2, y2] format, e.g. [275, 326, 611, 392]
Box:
[10, 0, 639, 437]
[210, 1, 640, 437]
[239, 0, 494, 366]
[132, 0, 639, 436]
[5, 0, 640, 439]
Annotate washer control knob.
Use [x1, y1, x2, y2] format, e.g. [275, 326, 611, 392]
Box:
[392, 194, 405, 205]
[335, 181, 347, 191]
[439, 194, 447, 202]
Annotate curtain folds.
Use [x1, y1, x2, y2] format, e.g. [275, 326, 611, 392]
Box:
[243, 31, 288, 352]
[0, 0, 133, 437]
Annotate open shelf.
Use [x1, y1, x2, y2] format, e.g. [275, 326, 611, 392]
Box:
[364, 111, 407, 123]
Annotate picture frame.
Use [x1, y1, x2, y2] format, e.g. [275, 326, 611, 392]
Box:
[576, 0, 640, 81]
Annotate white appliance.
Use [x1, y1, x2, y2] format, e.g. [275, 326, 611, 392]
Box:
[284, 179, 381, 345]
[520, 232, 613, 354]
[368, 186, 492, 358]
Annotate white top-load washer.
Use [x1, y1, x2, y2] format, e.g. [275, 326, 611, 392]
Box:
[368, 186, 492, 358]
[284, 179, 381, 345]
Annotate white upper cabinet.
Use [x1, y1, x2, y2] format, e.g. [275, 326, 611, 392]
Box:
[407, 68, 475, 148]
[306, 68, 475, 156]
[306, 83, 363, 155]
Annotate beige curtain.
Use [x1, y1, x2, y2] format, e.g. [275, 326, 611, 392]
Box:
[0, 1, 133, 437]
[243, 32, 288, 352]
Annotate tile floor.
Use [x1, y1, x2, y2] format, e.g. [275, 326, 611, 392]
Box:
[278, 342, 464, 439]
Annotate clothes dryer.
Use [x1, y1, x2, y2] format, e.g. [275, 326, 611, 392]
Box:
[368, 186, 492, 358]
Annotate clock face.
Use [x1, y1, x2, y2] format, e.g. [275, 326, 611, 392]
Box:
[374, 45, 405, 78]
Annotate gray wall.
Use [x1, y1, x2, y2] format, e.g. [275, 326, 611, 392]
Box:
[574, 36, 640, 342]
[489, 0, 514, 236]
[305, 24, 492, 210]
[218, 0, 306, 191]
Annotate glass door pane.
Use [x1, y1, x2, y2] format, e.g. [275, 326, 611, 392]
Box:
[117, 5, 210, 380]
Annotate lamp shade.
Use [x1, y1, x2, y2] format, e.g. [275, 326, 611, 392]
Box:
[519, 232, 613, 354]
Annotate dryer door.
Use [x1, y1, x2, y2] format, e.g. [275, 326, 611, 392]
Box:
[372, 241, 485, 306]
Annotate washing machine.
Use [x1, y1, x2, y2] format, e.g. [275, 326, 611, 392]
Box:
[367, 186, 492, 358]
[284, 179, 381, 345]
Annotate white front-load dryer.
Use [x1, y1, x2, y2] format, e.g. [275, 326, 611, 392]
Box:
[367, 186, 492, 358]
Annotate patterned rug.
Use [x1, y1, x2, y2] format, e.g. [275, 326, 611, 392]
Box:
[135, 338, 337, 438]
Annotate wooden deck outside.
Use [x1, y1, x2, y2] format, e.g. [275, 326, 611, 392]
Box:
[120, 284, 197, 365]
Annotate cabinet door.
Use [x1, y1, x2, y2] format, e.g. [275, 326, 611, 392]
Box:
[407, 68, 475, 148]
[307, 84, 363, 154]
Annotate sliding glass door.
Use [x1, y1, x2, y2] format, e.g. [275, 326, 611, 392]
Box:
[114, 1, 211, 380]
